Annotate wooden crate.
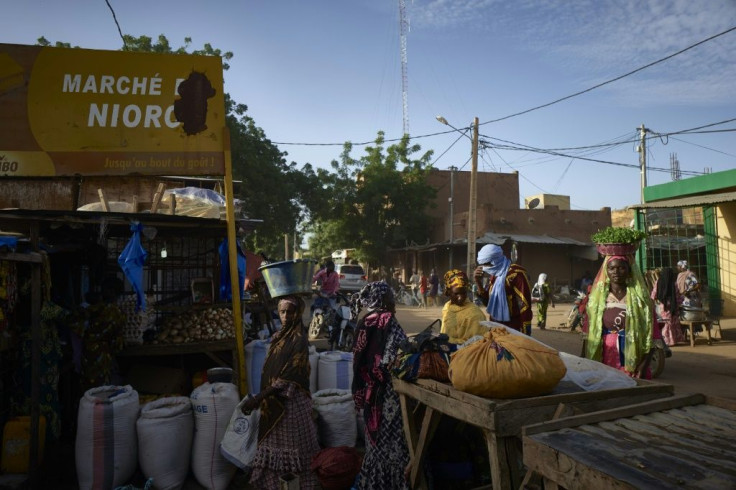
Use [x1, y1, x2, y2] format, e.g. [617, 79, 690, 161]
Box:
[522, 394, 736, 489]
[392, 377, 674, 490]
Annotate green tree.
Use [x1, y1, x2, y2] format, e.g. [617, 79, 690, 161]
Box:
[308, 132, 436, 266]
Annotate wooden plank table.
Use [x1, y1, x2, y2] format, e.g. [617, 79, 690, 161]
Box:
[392, 378, 674, 490]
[522, 394, 736, 489]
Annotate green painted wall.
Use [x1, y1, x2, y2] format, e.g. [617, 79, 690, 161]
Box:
[644, 169, 736, 202]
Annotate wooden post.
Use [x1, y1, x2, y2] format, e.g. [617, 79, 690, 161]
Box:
[97, 188, 110, 212]
[150, 183, 165, 213]
[223, 128, 248, 396]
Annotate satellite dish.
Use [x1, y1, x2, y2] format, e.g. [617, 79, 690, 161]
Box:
[527, 198, 540, 209]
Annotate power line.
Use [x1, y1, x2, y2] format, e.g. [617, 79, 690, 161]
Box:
[478, 26, 736, 127]
[272, 27, 736, 149]
[104, 0, 127, 49]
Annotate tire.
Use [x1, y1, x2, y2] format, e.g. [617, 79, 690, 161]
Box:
[650, 346, 665, 378]
[308, 314, 323, 340]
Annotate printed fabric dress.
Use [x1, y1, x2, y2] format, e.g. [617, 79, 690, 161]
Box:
[353, 311, 410, 490]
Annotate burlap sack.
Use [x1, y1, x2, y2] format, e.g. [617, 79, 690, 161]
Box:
[448, 327, 567, 398]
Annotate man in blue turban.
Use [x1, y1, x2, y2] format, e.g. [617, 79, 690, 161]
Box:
[473, 244, 533, 335]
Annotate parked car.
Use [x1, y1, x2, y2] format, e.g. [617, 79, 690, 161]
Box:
[336, 263, 367, 292]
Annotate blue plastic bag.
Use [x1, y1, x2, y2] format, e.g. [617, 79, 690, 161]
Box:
[118, 223, 148, 311]
[219, 238, 246, 301]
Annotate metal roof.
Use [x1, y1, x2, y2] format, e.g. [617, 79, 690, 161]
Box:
[477, 232, 591, 246]
[628, 191, 736, 210]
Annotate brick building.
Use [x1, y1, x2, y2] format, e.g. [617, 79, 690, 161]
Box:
[389, 168, 611, 291]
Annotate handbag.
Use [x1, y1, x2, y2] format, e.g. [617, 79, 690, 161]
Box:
[392, 320, 455, 382]
[220, 396, 260, 470]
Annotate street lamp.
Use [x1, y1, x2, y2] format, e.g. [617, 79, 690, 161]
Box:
[436, 115, 479, 280]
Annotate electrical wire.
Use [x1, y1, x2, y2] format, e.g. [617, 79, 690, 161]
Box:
[104, 0, 127, 49]
[272, 27, 736, 149]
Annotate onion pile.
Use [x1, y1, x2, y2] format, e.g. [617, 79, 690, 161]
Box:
[153, 307, 235, 344]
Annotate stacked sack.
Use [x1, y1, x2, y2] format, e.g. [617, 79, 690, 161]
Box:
[76, 385, 140, 489]
[449, 324, 567, 398]
[137, 396, 193, 490]
[190, 381, 240, 490]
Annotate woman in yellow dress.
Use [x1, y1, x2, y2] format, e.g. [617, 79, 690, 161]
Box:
[440, 269, 488, 344]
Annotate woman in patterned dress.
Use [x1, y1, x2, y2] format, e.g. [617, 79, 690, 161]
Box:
[242, 295, 320, 489]
[351, 281, 410, 489]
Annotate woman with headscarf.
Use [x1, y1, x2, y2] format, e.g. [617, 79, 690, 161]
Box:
[532, 273, 555, 330]
[676, 260, 702, 307]
[242, 295, 320, 489]
[473, 244, 533, 335]
[440, 269, 488, 344]
[585, 255, 659, 377]
[351, 281, 410, 490]
[651, 267, 685, 346]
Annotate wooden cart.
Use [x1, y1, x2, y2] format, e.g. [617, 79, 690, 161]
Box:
[392, 378, 674, 490]
[522, 393, 736, 489]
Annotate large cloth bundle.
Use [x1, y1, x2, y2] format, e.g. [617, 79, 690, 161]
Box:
[137, 396, 193, 490]
[76, 385, 140, 490]
[310, 446, 363, 490]
[448, 326, 567, 398]
[309, 345, 319, 393]
[190, 382, 239, 490]
[312, 389, 357, 448]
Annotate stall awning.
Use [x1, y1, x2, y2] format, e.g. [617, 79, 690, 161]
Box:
[628, 191, 736, 210]
[477, 232, 590, 246]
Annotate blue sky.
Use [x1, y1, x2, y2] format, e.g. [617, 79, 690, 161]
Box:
[5, 0, 736, 211]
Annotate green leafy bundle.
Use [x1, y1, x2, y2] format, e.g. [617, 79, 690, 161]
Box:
[591, 226, 647, 244]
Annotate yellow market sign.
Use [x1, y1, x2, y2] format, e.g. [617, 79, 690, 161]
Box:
[0, 44, 225, 176]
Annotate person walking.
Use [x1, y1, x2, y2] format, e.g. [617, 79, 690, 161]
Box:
[473, 244, 533, 335]
[428, 269, 440, 307]
[419, 270, 428, 308]
[351, 282, 410, 489]
[532, 273, 555, 330]
[408, 270, 421, 306]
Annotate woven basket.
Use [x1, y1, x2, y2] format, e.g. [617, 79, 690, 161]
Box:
[595, 242, 640, 256]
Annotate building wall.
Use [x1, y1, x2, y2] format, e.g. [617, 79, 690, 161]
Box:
[717, 202, 736, 315]
[426, 169, 519, 242]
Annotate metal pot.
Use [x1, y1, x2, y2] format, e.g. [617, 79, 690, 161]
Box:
[259, 259, 317, 298]
[680, 306, 706, 322]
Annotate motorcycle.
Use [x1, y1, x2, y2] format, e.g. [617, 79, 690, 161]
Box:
[566, 289, 587, 331]
[307, 293, 356, 352]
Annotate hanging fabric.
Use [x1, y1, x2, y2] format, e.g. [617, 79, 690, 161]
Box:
[218, 238, 246, 301]
[118, 223, 148, 312]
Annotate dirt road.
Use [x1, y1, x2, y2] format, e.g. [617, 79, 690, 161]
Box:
[393, 301, 736, 400]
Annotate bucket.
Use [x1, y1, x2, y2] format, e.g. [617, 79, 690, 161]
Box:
[245, 339, 271, 394]
[680, 306, 707, 322]
[207, 367, 234, 384]
[1, 416, 47, 473]
[258, 259, 317, 298]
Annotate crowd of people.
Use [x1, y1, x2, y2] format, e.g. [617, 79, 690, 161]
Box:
[243, 248, 705, 488]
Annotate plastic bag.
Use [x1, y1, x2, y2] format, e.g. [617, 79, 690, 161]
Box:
[220, 396, 260, 470]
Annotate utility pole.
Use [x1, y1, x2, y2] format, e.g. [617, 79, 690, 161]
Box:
[466, 117, 479, 280]
[638, 124, 647, 203]
[449, 165, 456, 270]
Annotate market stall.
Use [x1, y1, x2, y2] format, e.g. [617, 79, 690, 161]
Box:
[522, 393, 736, 489]
[392, 377, 675, 490]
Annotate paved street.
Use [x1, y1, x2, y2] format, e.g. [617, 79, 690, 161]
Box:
[392, 301, 736, 400]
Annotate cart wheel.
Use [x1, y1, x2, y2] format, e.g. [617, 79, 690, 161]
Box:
[308, 315, 323, 340]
